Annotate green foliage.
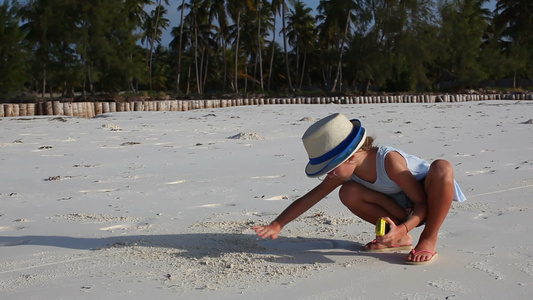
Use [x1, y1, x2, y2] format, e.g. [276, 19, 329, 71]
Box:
[496, 0, 533, 87]
[437, 0, 490, 88]
[0, 0, 29, 96]
[1, 0, 530, 98]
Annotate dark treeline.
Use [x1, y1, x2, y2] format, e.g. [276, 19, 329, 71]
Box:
[0, 0, 531, 100]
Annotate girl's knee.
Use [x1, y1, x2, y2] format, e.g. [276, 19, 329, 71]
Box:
[339, 182, 363, 207]
[427, 160, 454, 186]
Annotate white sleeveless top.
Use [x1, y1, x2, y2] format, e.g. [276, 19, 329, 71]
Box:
[350, 146, 466, 202]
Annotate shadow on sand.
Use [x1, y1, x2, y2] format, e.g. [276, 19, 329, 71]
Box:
[0, 233, 410, 265]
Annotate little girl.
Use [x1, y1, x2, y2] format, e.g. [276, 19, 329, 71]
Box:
[253, 113, 466, 265]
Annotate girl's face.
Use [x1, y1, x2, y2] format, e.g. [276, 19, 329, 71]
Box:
[326, 159, 356, 180]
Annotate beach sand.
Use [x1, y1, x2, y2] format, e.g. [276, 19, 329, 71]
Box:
[1, 101, 532, 299]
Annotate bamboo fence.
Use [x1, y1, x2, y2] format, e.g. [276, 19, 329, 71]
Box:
[1, 93, 532, 118]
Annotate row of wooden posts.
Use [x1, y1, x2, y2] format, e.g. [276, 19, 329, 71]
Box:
[1, 93, 531, 118]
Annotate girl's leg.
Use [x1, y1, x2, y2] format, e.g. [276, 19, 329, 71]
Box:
[407, 159, 454, 263]
[339, 181, 412, 249]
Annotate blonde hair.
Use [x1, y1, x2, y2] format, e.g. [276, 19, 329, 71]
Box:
[359, 135, 377, 152]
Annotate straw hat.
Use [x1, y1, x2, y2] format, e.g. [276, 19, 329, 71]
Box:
[302, 113, 366, 177]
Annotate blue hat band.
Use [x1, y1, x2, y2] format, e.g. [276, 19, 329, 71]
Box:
[308, 121, 363, 165]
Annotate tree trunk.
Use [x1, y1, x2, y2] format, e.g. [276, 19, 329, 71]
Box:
[331, 12, 351, 92]
[194, 14, 201, 94]
[257, 7, 264, 91]
[186, 62, 192, 94]
[299, 51, 307, 90]
[267, 13, 277, 91]
[234, 11, 241, 93]
[176, 0, 186, 94]
[203, 54, 209, 92]
[282, 5, 293, 90]
[42, 68, 46, 99]
[222, 31, 228, 92]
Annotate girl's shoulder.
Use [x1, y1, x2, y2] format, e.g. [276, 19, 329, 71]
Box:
[377, 145, 405, 157]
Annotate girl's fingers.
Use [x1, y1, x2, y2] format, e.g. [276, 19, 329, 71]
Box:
[382, 216, 396, 228]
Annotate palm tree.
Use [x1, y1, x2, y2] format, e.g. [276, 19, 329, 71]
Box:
[182, 0, 212, 94]
[151, 44, 172, 90]
[496, 0, 533, 87]
[317, 0, 362, 92]
[280, 0, 294, 90]
[175, 0, 187, 93]
[0, 0, 28, 95]
[249, 0, 270, 91]
[287, 1, 316, 90]
[235, 2, 272, 92]
[170, 15, 193, 93]
[123, 0, 151, 92]
[267, 0, 294, 91]
[19, 0, 55, 98]
[209, 0, 230, 92]
[227, 0, 246, 92]
[438, 0, 491, 88]
[267, 0, 281, 91]
[144, 1, 169, 90]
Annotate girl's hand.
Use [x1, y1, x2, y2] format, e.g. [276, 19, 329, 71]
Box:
[376, 217, 404, 246]
[252, 222, 282, 239]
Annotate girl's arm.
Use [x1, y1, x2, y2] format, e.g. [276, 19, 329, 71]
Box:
[253, 177, 342, 239]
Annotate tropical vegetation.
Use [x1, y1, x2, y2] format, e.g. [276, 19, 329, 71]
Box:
[0, 0, 531, 100]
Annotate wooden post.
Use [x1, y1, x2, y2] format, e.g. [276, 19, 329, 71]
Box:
[77, 103, 85, 118]
[102, 102, 110, 114]
[63, 102, 73, 116]
[27, 103, 36, 116]
[52, 101, 62, 115]
[91, 102, 97, 116]
[169, 100, 177, 111]
[34, 102, 42, 115]
[133, 101, 142, 111]
[84, 102, 91, 117]
[18, 104, 27, 116]
[4, 104, 13, 117]
[71, 102, 78, 117]
[85, 102, 92, 118]
[157, 101, 166, 111]
[94, 102, 103, 115]
[74, 103, 82, 118]
[7, 104, 14, 116]
[44, 101, 54, 115]
[159, 100, 166, 109]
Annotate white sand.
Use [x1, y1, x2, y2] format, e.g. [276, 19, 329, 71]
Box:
[1, 101, 532, 299]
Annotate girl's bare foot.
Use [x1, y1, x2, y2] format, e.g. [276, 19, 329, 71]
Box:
[364, 234, 412, 251]
[406, 238, 437, 263]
